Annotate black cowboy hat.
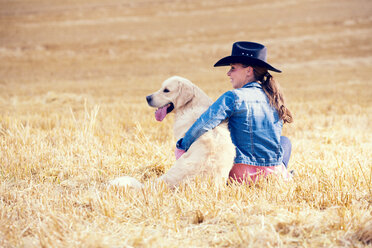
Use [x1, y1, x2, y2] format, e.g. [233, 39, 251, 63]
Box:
[214, 41, 281, 73]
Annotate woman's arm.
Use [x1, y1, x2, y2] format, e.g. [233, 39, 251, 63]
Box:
[176, 91, 236, 151]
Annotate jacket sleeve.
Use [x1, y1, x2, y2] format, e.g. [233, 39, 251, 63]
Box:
[176, 91, 236, 151]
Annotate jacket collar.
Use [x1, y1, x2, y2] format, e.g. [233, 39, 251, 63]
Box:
[242, 81, 262, 89]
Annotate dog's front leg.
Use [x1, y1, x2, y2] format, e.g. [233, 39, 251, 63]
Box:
[109, 176, 144, 189]
[158, 145, 208, 188]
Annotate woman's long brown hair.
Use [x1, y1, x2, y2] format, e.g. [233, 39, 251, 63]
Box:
[251, 66, 293, 124]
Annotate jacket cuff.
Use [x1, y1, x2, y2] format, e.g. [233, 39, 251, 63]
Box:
[176, 138, 187, 151]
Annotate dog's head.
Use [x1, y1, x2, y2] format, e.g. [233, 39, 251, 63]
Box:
[146, 76, 195, 121]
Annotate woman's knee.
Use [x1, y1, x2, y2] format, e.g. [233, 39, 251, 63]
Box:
[280, 136, 291, 149]
[280, 136, 292, 167]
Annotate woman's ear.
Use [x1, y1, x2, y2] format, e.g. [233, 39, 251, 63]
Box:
[247, 66, 253, 75]
[245, 66, 254, 80]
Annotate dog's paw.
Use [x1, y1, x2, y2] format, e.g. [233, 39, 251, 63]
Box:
[108, 176, 144, 189]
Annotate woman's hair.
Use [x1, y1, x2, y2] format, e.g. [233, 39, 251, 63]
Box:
[249, 66, 293, 123]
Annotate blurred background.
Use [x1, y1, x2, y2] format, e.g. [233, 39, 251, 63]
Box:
[1, 0, 371, 85]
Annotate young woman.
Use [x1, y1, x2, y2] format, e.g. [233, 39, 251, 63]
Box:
[175, 41, 293, 184]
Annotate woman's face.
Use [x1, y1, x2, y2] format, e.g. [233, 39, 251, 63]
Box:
[227, 63, 253, 89]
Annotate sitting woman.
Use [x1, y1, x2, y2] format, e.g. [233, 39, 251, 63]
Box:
[175, 41, 293, 184]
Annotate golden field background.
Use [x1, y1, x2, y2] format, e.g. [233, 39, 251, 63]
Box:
[0, 0, 371, 247]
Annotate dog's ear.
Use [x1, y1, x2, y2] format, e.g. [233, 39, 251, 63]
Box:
[174, 81, 195, 109]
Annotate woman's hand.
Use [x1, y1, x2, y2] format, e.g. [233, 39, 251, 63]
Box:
[175, 148, 186, 160]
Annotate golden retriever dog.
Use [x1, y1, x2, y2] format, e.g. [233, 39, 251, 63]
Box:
[110, 76, 235, 188]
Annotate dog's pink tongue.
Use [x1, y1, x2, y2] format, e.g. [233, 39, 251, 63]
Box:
[155, 105, 169, 122]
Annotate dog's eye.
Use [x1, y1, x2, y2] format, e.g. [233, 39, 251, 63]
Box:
[163, 88, 170, 93]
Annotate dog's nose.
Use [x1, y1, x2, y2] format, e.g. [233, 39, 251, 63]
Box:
[146, 95, 152, 104]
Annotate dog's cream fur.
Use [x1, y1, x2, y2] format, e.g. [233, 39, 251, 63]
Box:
[110, 76, 235, 188]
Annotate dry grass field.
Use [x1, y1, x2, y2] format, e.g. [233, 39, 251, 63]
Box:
[1, 0, 372, 247]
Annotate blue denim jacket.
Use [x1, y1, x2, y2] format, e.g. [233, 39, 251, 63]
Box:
[176, 81, 283, 166]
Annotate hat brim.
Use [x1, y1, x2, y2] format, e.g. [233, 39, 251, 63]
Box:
[214, 56, 281, 73]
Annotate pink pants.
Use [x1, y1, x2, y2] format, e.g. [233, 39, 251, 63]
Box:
[229, 163, 291, 184]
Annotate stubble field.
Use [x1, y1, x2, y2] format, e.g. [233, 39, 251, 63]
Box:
[0, 0, 371, 247]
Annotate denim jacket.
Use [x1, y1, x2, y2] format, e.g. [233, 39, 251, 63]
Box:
[176, 81, 283, 166]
